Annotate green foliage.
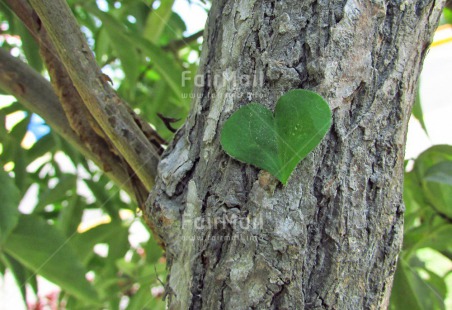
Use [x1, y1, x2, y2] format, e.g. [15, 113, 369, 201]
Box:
[0, 0, 197, 307]
[221, 89, 332, 184]
[0, 103, 168, 309]
[0, 168, 20, 245]
[143, 0, 176, 44]
[4, 214, 100, 303]
[72, 0, 198, 139]
[412, 83, 428, 136]
[440, 7, 452, 25]
[390, 145, 452, 309]
[425, 161, 452, 186]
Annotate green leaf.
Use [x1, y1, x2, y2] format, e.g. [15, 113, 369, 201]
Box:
[423, 268, 448, 300]
[126, 285, 160, 310]
[145, 235, 163, 264]
[403, 224, 452, 258]
[0, 101, 23, 115]
[390, 260, 422, 310]
[3, 214, 99, 303]
[142, 79, 188, 140]
[413, 145, 452, 177]
[84, 178, 120, 221]
[88, 8, 183, 97]
[424, 161, 452, 186]
[1, 253, 29, 303]
[95, 27, 111, 64]
[107, 223, 129, 262]
[412, 83, 428, 136]
[403, 171, 424, 214]
[27, 133, 55, 164]
[15, 21, 43, 72]
[413, 145, 452, 218]
[128, 30, 183, 98]
[13, 145, 27, 193]
[9, 114, 30, 141]
[0, 169, 20, 245]
[390, 258, 445, 310]
[102, 21, 140, 97]
[143, 0, 175, 44]
[35, 174, 77, 212]
[159, 12, 187, 45]
[0, 2, 16, 33]
[423, 177, 452, 218]
[59, 137, 82, 165]
[441, 8, 452, 25]
[220, 89, 332, 184]
[70, 222, 129, 265]
[56, 196, 84, 237]
[116, 258, 137, 277]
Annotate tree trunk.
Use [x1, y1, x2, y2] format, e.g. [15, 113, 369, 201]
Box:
[147, 0, 443, 309]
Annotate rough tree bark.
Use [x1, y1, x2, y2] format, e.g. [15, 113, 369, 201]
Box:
[148, 0, 444, 309]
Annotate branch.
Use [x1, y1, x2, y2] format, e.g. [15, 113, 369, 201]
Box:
[5, 0, 128, 176]
[28, 0, 161, 191]
[0, 48, 135, 197]
[163, 29, 204, 51]
[5, 0, 152, 204]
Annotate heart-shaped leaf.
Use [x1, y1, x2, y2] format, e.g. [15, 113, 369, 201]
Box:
[221, 89, 331, 184]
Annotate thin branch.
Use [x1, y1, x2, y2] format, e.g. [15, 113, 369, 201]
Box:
[0, 48, 135, 197]
[163, 29, 204, 51]
[28, 0, 161, 191]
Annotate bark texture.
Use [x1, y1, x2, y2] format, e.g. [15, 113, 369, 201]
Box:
[147, 0, 444, 309]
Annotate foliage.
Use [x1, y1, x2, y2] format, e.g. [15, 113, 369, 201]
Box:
[0, 0, 205, 308]
[221, 90, 331, 184]
[389, 145, 452, 309]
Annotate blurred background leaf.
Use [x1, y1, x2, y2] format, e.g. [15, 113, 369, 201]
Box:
[391, 144, 452, 309]
[0, 0, 206, 308]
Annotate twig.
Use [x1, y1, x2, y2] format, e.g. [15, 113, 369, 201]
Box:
[163, 29, 204, 51]
[157, 113, 180, 133]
